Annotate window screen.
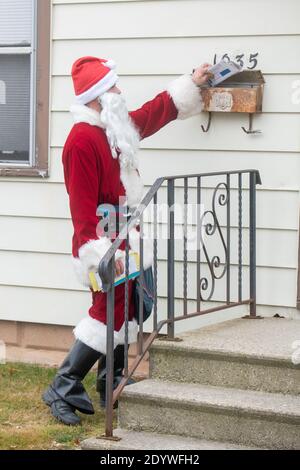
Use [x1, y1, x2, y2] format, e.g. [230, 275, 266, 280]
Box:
[0, 55, 30, 161]
[0, 0, 34, 165]
[0, 0, 32, 46]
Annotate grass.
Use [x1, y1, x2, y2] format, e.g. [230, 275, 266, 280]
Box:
[0, 362, 115, 450]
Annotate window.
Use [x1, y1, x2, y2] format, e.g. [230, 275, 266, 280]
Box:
[0, 0, 50, 177]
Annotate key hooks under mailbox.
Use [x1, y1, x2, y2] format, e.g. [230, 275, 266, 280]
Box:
[200, 70, 265, 134]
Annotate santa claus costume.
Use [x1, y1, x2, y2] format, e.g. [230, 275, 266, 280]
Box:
[42, 56, 203, 425]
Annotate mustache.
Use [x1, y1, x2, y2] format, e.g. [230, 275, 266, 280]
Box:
[99, 92, 128, 118]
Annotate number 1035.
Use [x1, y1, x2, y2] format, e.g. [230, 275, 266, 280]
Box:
[213, 52, 259, 69]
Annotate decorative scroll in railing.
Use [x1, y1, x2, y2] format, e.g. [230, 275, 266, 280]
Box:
[98, 169, 261, 438]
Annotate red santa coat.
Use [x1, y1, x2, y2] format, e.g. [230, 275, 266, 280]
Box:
[62, 74, 202, 354]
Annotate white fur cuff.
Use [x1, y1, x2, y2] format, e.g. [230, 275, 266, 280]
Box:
[167, 74, 203, 119]
[72, 229, 153, 288]
[72, 237, 123, 287]
[73, 316, 138, 354]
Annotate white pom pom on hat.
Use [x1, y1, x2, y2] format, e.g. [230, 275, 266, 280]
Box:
[104, 59, 116, 70]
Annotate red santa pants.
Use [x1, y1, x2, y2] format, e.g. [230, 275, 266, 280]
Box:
[88, 280, 135, 331]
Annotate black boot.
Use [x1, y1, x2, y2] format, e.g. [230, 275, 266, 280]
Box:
[96, 353, 111, 409]
[96, 344, 135, 409]
[42, 340, 101, 425]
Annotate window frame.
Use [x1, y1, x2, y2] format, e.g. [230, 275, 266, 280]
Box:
[0, 0, 50, 177]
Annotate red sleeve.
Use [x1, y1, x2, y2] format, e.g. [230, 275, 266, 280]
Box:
[129, 90, 178, 140]
[65, 141, 100, 249]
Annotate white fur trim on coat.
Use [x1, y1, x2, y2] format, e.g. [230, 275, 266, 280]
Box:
[70, 104, 103, 128]
[120, 166, 144, 209]
[167, 74, 203, 119]
[129, 227, 153, 270]
[73, 316, 138, 354]
[72, 237, 123, 287]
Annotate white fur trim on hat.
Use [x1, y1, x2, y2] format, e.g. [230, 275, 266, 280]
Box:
[72, 237, 123, 287]
[73, 316, 138, 354]
[75, 69, 119, 105]
[167, 74, 203, 119]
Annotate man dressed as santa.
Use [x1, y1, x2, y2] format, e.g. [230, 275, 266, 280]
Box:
[42, 56, 212, 425]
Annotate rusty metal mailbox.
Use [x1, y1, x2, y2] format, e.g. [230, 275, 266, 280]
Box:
[200, 70, 265, 134]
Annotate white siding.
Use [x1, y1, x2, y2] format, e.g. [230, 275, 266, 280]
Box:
[51, 111, 300, 152]
[51, 0, 300, 38]
[0, 0, 299, 331]
[0, 250, 296, 307]
[52, 75, 300, 114]
[52, 36, 300, 75]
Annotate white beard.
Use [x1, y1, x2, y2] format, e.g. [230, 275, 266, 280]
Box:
[98, 92, 140, 171]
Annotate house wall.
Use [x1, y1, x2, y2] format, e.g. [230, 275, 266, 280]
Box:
[0, 0, 299, 343]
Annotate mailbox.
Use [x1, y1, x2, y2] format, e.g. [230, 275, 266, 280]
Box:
[200, 70, 265, 134]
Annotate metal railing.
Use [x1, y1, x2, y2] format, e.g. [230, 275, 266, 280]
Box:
[98, 169, 261, 438]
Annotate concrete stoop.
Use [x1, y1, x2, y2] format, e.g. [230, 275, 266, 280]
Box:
[119, 380, 299, 449]
[81, 317, 300, 450]
[150, 317, 300, 395]
[81, 429, 257, 450]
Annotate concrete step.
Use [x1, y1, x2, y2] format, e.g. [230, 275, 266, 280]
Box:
[119, 379, 300, 449]
[81, 428, 259, 450]
[150, 318, 300, 395]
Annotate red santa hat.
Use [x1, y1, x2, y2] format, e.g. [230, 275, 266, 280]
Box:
[71, 56, 118, 105]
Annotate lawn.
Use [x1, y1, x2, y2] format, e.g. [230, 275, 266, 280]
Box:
[0, 362, 114, 450]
